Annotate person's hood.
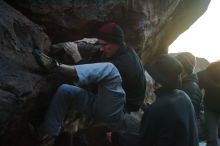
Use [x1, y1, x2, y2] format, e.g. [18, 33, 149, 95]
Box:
[182, 73, 199, 84]
[147, 54, 183, 90]
[176, 52, 196, 74]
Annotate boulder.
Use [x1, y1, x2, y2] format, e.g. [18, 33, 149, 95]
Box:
[0, 1, 52, 145]
[5, 0, 211, 66]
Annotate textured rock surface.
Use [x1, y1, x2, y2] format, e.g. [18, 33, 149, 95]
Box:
[5, 0, 211, 66]
[0, 1, 52, 145]
[0, 0, 211, 145]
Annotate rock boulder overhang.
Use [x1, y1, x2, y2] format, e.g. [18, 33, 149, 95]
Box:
[4, 0, 211, 66]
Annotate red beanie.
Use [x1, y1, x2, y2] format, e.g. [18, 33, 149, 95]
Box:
[96, 22, 124, 45]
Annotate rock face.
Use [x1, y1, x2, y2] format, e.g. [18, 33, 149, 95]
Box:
[0, 0, 211, 145]
[5, 0, 211, 66]
[0, 1, 52, 145]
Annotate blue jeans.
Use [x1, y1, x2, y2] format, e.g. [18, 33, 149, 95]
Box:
[40, 63, 126, 136]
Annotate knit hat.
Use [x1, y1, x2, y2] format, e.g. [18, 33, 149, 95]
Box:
[176, 52, 196, 74]
[147, 54, 183, 89]
[96, 22, 124, 45]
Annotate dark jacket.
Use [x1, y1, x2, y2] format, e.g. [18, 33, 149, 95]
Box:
[197, 70, 220, 113]
[108, 45, 146, 112]
[111, 88, 199, 146]
[140, 88, 199, 146]
[180, 73, 202, 117]
[79, 44, 146, 112]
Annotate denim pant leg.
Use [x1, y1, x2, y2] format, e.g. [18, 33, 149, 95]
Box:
[40, 84, 95, 136]
[205, 110, 220, 146]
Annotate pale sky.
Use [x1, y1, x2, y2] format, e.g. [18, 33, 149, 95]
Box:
[169, 0, 220, 62]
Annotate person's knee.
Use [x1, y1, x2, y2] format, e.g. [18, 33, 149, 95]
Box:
[106, 63, 116, 70]
[58, 84, 70, 90]
[106, 63, 121, 78]
[57, 84, 79, 92]
[56, 84, 80, 98]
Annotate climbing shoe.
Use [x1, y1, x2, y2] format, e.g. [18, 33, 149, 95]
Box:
[32, 48, 58, 71]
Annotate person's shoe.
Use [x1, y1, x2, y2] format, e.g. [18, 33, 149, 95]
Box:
[32, 48, 58, 71]
[27, 123, 56, 146]
[39, 134, 56, 146]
